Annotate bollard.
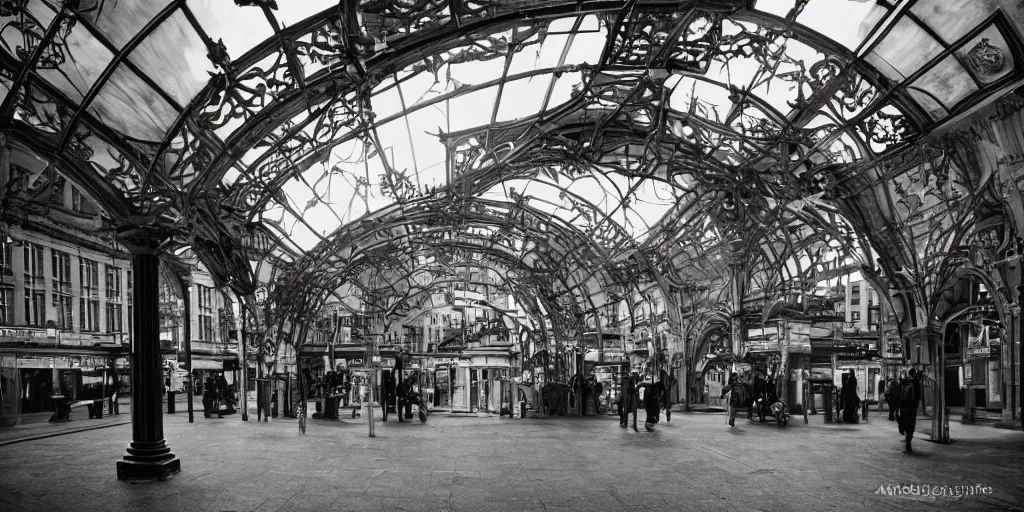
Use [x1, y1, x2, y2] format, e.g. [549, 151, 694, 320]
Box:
[862, 401, 868, 422]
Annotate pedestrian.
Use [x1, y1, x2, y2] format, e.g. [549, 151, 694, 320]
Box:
[898, 369, 921, 453]
[619, 371, 639, 431]
[885, 378, 900, 422]
[752, 372, 767, 422]
[110, 376, 121, 415]
[639, 379, 664, 431]
[721, 373, 746, 427]
[591, 376, 604, 415]
[203, 377, 218, 418]
[842, 373, 861, 424]
[658, 370, 671, 423]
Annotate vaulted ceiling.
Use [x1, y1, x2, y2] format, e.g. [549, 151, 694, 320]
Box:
[2, 0, 1021, 323]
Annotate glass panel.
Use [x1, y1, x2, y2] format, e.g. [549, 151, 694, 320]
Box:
[908, 55, 978, 109]
[911, 0, 992, 44]
[273, 1, 337, 27]
[796, 0, 889, 50]
[755, 0, 799, 18]
[34, 20, 116, 103]
[561, 30, 606, 66]
[867, 16, 944, 80]
[955, 24, 1013, 85]
[906, 88, 948, 121]
[0, 76, 9, 105]
[187, 0, 275, 58]
[445, 85, 499, 132]
[128, 9, 212, 107]
[88, 63, 179, 141]
[0, 1, 56, 64]
[546, 71, 583, 109]
[79, 0, 173, 49]
[495, 75, 552, 122]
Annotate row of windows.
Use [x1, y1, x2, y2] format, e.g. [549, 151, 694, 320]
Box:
[1, 242, 223, 342]
[0, 242, 131, 333]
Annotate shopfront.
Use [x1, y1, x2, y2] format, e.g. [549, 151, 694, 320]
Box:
[461, 349, 514, 413]
[0, 353, 127, 424]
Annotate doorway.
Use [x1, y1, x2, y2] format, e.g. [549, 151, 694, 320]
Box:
[59, 369, 81, 401]
[469, 369, 479, 411]
[20, 369, 54, 413]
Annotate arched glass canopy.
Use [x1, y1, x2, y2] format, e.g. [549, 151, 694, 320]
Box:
[2, 0, 1022, 309]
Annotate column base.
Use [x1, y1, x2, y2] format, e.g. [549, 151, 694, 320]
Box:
[116, 440, 181, 481]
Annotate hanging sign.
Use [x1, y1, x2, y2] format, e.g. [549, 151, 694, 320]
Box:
[966, 332, 991, 361]
[746, 339, 779, 353]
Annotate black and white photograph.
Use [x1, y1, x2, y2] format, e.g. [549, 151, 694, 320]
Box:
[1, 1, 1023, 510]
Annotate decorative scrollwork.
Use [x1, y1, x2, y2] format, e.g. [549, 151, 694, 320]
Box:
[964, 38, 1006, 78]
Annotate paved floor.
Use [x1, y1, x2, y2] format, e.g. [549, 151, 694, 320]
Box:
[1, 408, 1022, 512]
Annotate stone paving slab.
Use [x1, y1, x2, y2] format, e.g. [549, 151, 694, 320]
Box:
[0, 409, 1022, 511]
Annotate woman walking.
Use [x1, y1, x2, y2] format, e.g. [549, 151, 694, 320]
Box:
[841, 374, 861, 424]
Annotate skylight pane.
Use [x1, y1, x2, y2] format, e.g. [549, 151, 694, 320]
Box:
[273, 1, 336, 27]
[188, 0, 275, 59]
[797, 0, 888, 50]
[495, 75, 550, 122]
[34, 21, 115, 103]
[445, 86, 499, 132]
[911, 0, 991, 43]
[129, 9, 212, 107]
[867, 16, 944, 80]
[88, 64, 178, 141]
[908, 55, 978, 109]
[83, 0, 173, 49]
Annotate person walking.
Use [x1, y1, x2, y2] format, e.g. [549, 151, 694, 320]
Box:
[885, 378, 901, 422]
[898, 369, 921, 453]
[619, 371, 639, 431]
[203, 376, 218, 418]
[842, 374, 861, 424]
[639, 379, 664, 431]
[721, 373, 746, 427]
[658, 370, 671, 423]
[752, 373, 767, 423]
[591, 376, 604, 415]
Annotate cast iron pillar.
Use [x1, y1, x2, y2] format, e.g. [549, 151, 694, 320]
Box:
[117, 252, 181, 481]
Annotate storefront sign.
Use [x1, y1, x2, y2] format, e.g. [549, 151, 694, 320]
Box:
[348, 358, 363, 367]
[0, 328, 56, 340]
[746, 339, 778, 353]
[966, 332, 990, 361]
[17, 356, 55, 368]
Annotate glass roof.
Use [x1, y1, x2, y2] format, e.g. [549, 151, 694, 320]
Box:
[2, 0, 1022, 302]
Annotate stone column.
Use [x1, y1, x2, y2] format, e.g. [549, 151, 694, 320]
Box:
[116, 252, 181, 481]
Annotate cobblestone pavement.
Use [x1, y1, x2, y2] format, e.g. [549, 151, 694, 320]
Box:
[1, 409, 1022, 512]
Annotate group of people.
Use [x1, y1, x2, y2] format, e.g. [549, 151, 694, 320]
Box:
[615, 370, 671, 432]
[568, 373, 605, 415]
[720, 371, 782, 427]
[382, 369, 423, 422]
[883, 369, 924, 453]
[201, 373, 230, 419]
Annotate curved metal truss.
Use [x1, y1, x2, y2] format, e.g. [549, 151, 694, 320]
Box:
[2, 1, 1023, 340]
